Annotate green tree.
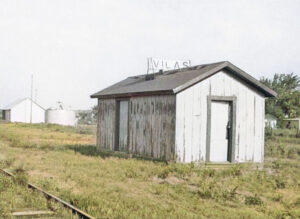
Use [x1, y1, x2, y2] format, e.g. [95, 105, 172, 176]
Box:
[260, 73, 300, 122]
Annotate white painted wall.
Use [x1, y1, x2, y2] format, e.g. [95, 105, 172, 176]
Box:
[175, 70, 265, 163]
[265, 119, 277, 129]
[10, 99, 45, 123]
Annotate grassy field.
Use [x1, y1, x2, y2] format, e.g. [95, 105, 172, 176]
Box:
[0, 123, 300, 218]
[0, 168, 75, 218]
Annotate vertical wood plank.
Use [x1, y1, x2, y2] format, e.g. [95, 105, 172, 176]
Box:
[175, 70, 266, 163]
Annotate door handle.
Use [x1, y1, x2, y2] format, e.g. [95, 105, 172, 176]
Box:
[226, 122, 231, 140]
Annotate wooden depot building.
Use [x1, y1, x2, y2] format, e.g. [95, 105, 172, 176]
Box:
[91, 61, 276, 163]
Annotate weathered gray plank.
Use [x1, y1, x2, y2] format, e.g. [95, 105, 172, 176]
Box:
[97, 95, 176, 160]
[12, 210, 54, 216]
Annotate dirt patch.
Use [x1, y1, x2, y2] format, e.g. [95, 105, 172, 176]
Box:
[28, 170, 55, 179]
[152, 176, 185, 185]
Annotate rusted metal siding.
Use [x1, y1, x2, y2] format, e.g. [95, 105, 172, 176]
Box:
[129, 95, 176, 160]
[175, 70, 265, 163]
[96, 95, 176, 160]
[97, 99, 116, 150]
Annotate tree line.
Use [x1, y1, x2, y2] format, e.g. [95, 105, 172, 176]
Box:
[260, 73, 300, 125]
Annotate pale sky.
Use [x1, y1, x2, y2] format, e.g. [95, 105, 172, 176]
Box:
[0, 0, 299, 109]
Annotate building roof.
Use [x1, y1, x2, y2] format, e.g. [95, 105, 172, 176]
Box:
[2, 98, 45, 110]
[283, 118, 300, 121]
[265, 114, 277, 120]
[91, 61, 277, 99]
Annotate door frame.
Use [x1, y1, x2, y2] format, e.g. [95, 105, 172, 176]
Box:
[115, 98, 130, 151]
[206, 96, 237, 163]
[4, 110, 11, 122]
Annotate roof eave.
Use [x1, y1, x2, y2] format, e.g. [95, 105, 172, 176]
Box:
[173, 61, 277, 98]
[91, 90, 174, 99]
[225, 62, 277, 97]
[90, 94, 99, 98]
[172, 62, 228, 94]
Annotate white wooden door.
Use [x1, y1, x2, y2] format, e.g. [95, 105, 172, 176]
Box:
[119, 100, 129, 151]
[210, 101, 230, 162]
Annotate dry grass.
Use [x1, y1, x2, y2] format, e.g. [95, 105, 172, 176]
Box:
[0, 169, 75, 218]
[0, 122, 300, 218]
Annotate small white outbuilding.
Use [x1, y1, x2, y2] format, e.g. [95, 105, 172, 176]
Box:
[2, 98, 45, 123]
[91, 61, 277, 163]
[265, 114, 277, 129]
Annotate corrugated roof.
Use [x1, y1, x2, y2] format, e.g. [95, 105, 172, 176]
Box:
[265, 114, 277, 120]
[91, 61, 277, 98]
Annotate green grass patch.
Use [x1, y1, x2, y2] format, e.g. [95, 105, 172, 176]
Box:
[0, 124, 300, 218]
[0, 168, 75, 218]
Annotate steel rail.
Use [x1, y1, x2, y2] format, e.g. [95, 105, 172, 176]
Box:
[0, 168, 95, 219]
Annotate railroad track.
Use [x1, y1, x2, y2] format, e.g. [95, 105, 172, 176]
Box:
[0, 168, 95, 219]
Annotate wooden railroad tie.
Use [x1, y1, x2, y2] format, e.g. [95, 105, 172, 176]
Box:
[12, 210, 54, 217]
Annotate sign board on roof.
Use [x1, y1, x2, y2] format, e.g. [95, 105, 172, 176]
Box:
[147, 58, 191, 74]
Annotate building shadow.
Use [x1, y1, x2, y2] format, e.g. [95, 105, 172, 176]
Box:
[64, 144, 166, 162]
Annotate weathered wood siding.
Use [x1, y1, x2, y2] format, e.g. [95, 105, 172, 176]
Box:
[97, 98, 116, 150]
[97, 95, 176, 160]
[175, 70, 265, 163]
[129, 95, 176, 160]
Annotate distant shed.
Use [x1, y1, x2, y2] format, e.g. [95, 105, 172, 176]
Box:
[282, 118, 300, 130]
[265, 114, 277, 129]
[91, 61, 276, 163]
[1, 98, 45, 123]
